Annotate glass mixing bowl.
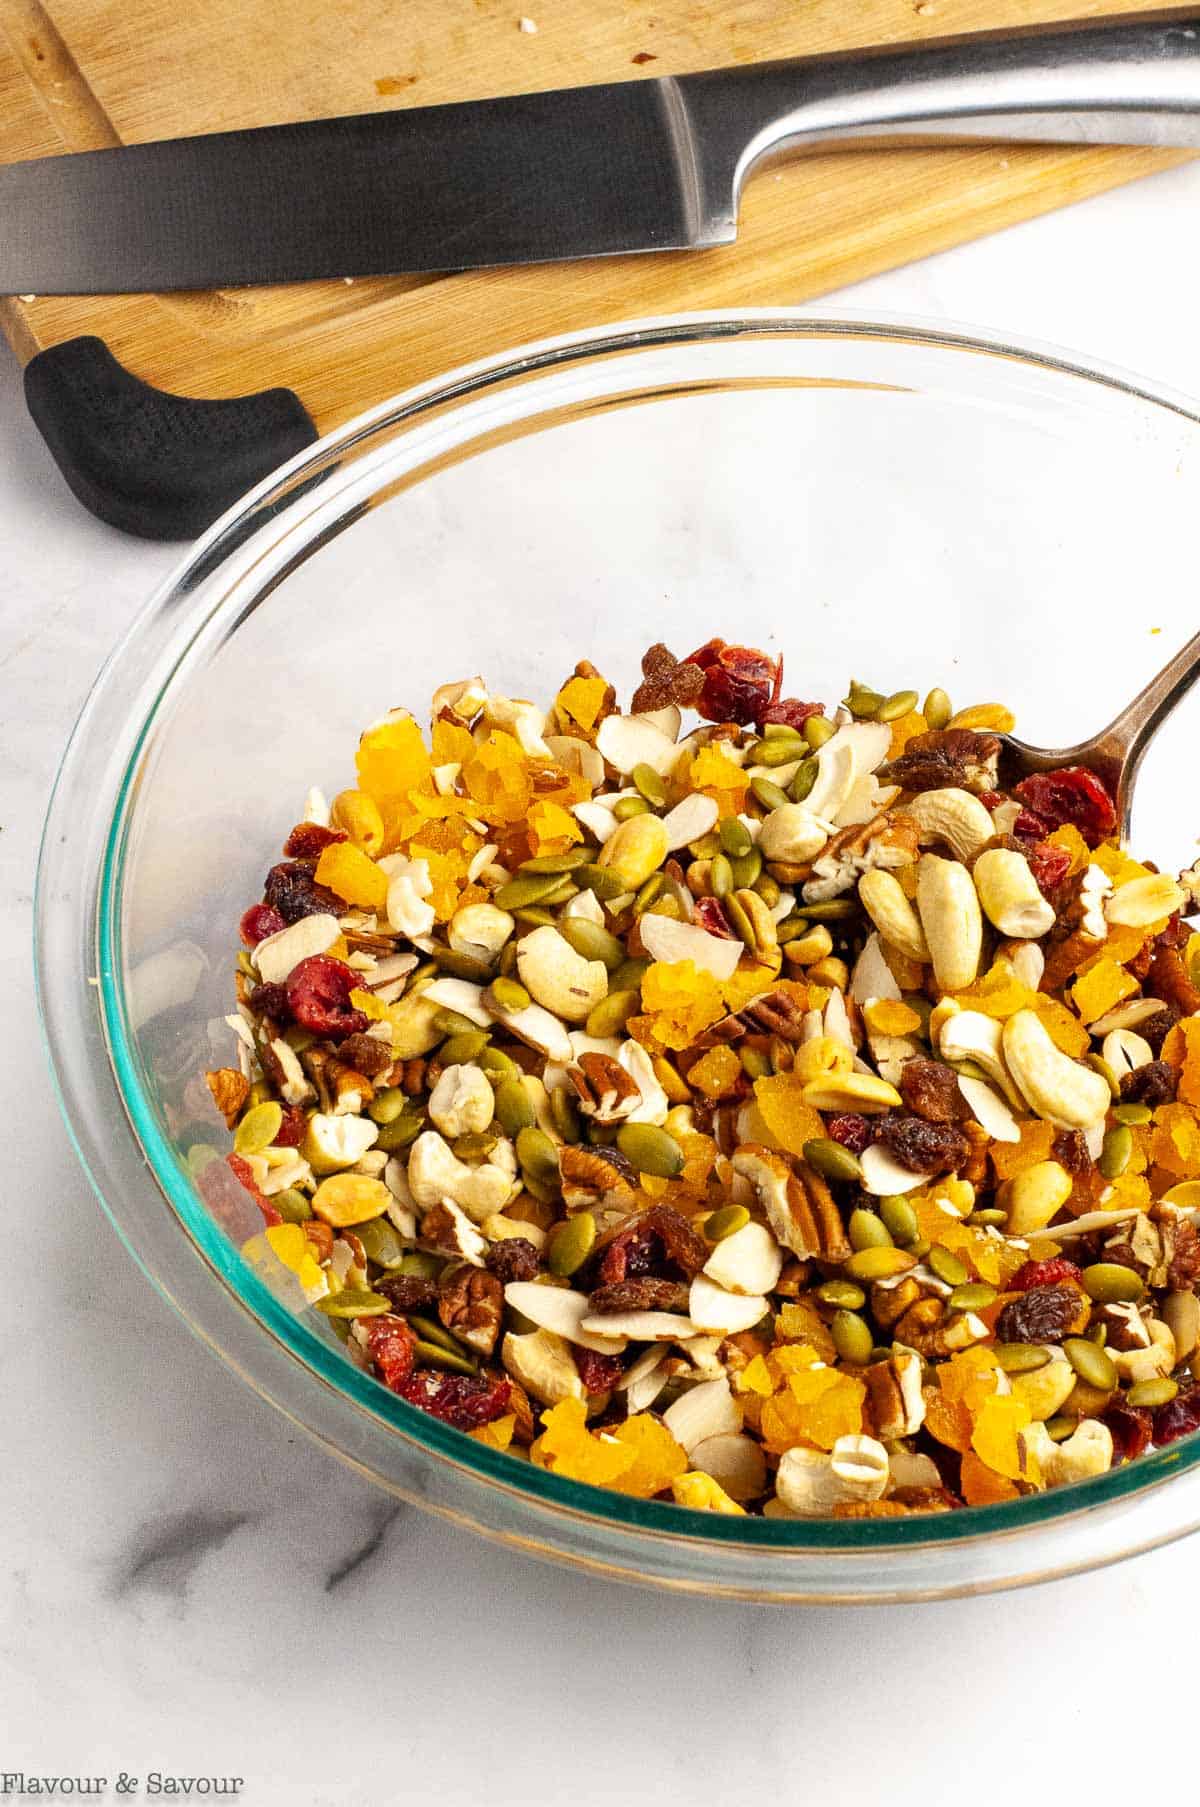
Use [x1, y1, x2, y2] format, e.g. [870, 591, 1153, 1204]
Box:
[37, 310, 1200, 1601]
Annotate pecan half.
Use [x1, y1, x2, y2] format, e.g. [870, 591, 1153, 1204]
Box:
[558, 1143, 640, 1213]
[732, 1145, 851, 1262]
[205, 1067, 250, 1129]
[438, 1263, 504, 1357]
[864, 1351, 926, 1439]
[694, 986, 809, 1048]
[1146, 941, 1200, 1016]
[894, 1296, 989, 1357]
[567, 1052, 641, 1123]
[301, 1044, 376, 1113]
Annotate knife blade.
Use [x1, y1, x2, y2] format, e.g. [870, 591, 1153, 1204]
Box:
[4, 10, 1200, 295]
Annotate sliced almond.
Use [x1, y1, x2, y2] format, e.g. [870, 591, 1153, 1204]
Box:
[579, 1309, 697, 1341]
[662, 1376, 742, 1454]
[957, 1073, 1021, 1144]
[253, 912, 342, 984]
[422, 975, 491, 1026]
[660, 792, 719, 850]
[504, 1282, 627, 1353]
[689, 1432, 768, 1503]
[638, 913, 743, 980]
[859, 1142, 928, 1197]
[849, 931, 902, 1007]
[702, 1222, 783, 1295]
[596, 713, 680, 777]
[617, 1345, 669, 1412]
[491, 1000, 573, 1064]
[572, 799, 619, 844]
[688, 1274, 768, 1334]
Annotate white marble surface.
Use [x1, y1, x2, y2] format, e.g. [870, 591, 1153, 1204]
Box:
[7, 160, 1200, 1804]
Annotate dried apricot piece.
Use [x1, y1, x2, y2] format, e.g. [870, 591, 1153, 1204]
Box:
[314, 840, 389, 911]
[970, 1394, 1042, 1486]
[960, 1449, 1021, 1506]
[1071, 957, 1138, 1025]
[608, 1415, 689, 1498]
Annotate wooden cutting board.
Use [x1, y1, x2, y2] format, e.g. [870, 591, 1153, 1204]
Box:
[0, 0, 1190, 508]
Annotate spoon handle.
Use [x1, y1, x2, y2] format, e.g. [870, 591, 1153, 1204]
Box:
[1095, 627, 1200, 834]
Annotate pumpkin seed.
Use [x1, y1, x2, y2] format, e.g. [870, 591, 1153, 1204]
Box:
[724, 893, 755, 950]
[995, 1342, 1051, 1374]
[520, 847, 592, 874]
[831, 1310, 875, 1365]
[413, 1340, 478, 1376]
[478, 1046, 520, 1083]
[272, 1187, 313, 1225]
[876, 689, 919, 723]
[1127, 1377, 1178, 1408]
[1081, 1262, 1145, 1304]
[776, 915, 813, 944]
[1112, 1101, 1152, 1126]
[494, 1079, 536, 1137]
[710, 853, 734, 899]
[234, 1100, 283, 1155]
[431, 947, 494, 983]
[754, 872, 781, 909]
[816, 1279, 866, 1310]
[452, 1128, 502, 1161]
[878, 1196, 920, 1246]
[395, 1251, 442, 1279]
[740, 1046, 771, 1080]
[705, 1204, 750, 1242]
[489, 975, 531, 1013]
[549, 1084, 583, 1143]
[439, 1028, 490, 1065]
[923, 687, 953, 731]
[585, 988, 639, 1039]
[614, 795, 651, 821]
[804, 715, 836, 750]
[575, 863, 626, 901]
[1044, 1415, 1077, 1442]
[316, 1289, 392, 1318]
[513, 907, 557, 928]
[848, 1208, 893, 1251]
[751, 776, 791, 813]
[844, 682, 884, 720]
[547, 1210, 597, 1277]
[948, 1283, 996, 1312]
[844, 1247, 916, 1282]
[374, 1112, 423, 1152]
[610, 957, 649, 992]
[789, 758, 818, 803]
[494, 871, 569, 910]
[690, 832, 721, 860]
[795, 897, 860, 921]
[434, 1006, 481, 1038]
[539, 876, 579, 905]
[516, 1126, 560, 1186]
[729, 847, 763, 890]
[803, 1137, 863, 1184]
[355, 1217, 406, 1266]
[719, 817, 753, 859]
[632, 874, 666, 915]
[558, 917, 624, 971]
[630, 762, 669, 809]
[409, 1315, 465, 1355]
[246, 1078, 273, 1108]
[970, 1208, 1008, 1227]
[1087, 1321, 1108, 1346]
[1098, 1124, 1133, 1181]
[928, 1247, 968, 1288]
[1085, 1053, 1121, 1098]
[754, 734, 807, 768]
[1063, 1336, 1117, 1390]
[907, 1238, 931, 1261]
[616, 1121, 685, 1177]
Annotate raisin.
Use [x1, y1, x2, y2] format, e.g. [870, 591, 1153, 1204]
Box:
[1051, 1130, 1094, 1178]
[376, 1274, 440, 1314]
[263, 859, 342, 925]
[641, 1204, 710, 1277]
[1009, 1257, 1084, 1293]
[684, 638, 782, 726]
[826, 1114, 871, 1154]
[572, 1347, 625, 1394]
[484, 1238, 541, 1283]
[336, 1032, 394, 1078]
[899, 1059, 971, 1125]
[247, 980, 290, 1022]
[883, 729, 1000, 795]
[881, 747, 971, 794]
[1012, 767, 1116, 847]
[361, 1314, 418, 1390]
[1152, 1386, 1200, 1448]
[395, 1370, 511, 1428]
[994, 1284, 1081, 1344]
[596, 1223, 660, 1286]
[630, 643, 706, 714]
[877, 1116, 970, 1176]
[282, 822, 346, 859]
[1103, 1401, 1154, 1464]
[240, 902, 286, 945]
[1140, 1005, 1181, 1055]
[694, 897, 736, 939]
[587, 1277, 690, 1315]
[1119, 1059, 1178, 1108]
[1026, 841, 1073, 898]
[285, 954, 369, 1042]
[594, 1204, 707, 1287]
[758, 698, 824, 733]
[272, 1104, 308, 1147]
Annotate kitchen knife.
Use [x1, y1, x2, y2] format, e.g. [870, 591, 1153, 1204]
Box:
[3, 9, 1200, 295]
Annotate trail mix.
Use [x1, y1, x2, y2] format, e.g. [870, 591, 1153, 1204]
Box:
[201, 639, 1200, 1518]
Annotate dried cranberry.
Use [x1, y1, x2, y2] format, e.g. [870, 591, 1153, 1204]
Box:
[694, 897, 736, 939]
[484, 1238, 541, 1283]
[684, 638, 782, 726]
[573, 1347, 625, 1394]
[641, 1205, 709, 1276]
[226, 1152, 282, 1226]
[1027, 841, 1073, 897]
[198, 1154, 274, 1241]
[285, 954, 369, 1042]
[595, 1205, 707, 1287]
[263, 859, 341, 924]
[977, 790, 1005, 813]
[273, 1104, 308, 1147]
[395, 1370, 511, 1428]
[361, 1314, 418, 1390]
[1152, 1386, 1200, 1448]
[826, 1114, 871, 1154]
[1013, 767, 1117, 847]
[1009, 1257, 1084, 1292]
[994, 1284, 1080, 1344]
[1011, 808, 1050, 847]
[376, 1274, 440, 1314]
[282, 822, 346, 859]
[240, 902, 286, 945]
[757, 698, 823, 733]
[1119, 1059, 1178, 1108]
[1103, 1401, 1154, 1464]
[878, 1116, 970, 1176]
[247, 980, 290, 1022]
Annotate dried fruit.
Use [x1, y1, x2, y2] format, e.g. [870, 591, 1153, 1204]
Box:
[877, 1116, 970, 1176]
[826, 1114, 872, 1154]
[485, 1238, 542, 1283]
[1026, 840, 1073, 897]
[1119, 1058, 1177, 1107]
[285, 955, 370, 1041]
[240, 902, 287, 945]
[395, 1370, 512, 1428]
[1103, 1400, 1154, 1463]
[1013, 767, 1117, 846]
[685, 638, 782, 726]
[572, 1347, 625, 1394]
[994, 1285, 1082, 1345]
[630, 642, 706, 713]
[1151, 1385, 1200, 1447]
[1009, 1257, 1083, 1293]
[282, 821, 346, 859]
[263, 859, 341, 924]
[899, 1059, 972, 1125]
[361, 1314, 418, 1390]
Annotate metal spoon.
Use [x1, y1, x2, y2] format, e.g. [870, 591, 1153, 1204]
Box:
[998, 629, 1200, 838]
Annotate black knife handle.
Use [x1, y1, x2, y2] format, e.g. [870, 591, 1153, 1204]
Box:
[23, 335, 317, 540]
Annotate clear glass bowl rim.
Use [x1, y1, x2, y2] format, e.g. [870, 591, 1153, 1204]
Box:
[36, 306, 1200, 1595]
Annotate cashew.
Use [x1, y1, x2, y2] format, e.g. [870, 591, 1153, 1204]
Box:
[1026, 1418, 1114, 1486]
[502, 1328, 585, 1406]
[936, 1008, 1024, 1109]
[998, 1160, 1073, 1234]
[432, 676, 488, 723]
[406, 1129, 515, 1221]
[916, 853, 982, 992]
[858, 869, 929, 962]
[302, 1111, 379, 1175]
[427, 1063, 495, 1139]
[1101, 1028, 1153, 1079]
[1009, 1354, 1077, 1422]
[901, 787, 996, 862]
[1002, 1009, 1111, 1130]
[1112, 1317, 1176, 1383]
[775, 1435, 890, 1517]
[481, 693, 551, 757]
[973, 848, 1056, 940]
[516, 926, 608, 1023]
[757, 803, 829, 865]
[384, 856, 436, 938]
[448, 902, 514, 963]
[1105, 872, 1187, 928]
[662, 1377, 742, 1454]
[595, 712, 679, 777]
[1163, 1288, 1200, 1361]
[1079, 864, 1112, 940]
[253, 912, 341, 984]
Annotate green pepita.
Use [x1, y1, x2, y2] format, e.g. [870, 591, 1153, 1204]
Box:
[1127, 1377, 1178, 1408]
[478, 1046, 521, 1083]
[718, 817, 753, 859]
[740, 1046, 771, 1081]
[631, 762, 669, 809]
[1044, 1415, 1077, 1442]
[489, 975, 531, 1014]
[520, 847, 591, 874]
[575, 863, 627, 901]
[776, 915, 813, 944]
[750, 776, 791, 813]
[794, 897, 860, 921]
[186, 1143, 221, 1178]
[395, 1251, 443, 1279]
[848, 1208, 892, 1251]
[494, 1079, 536, 1137]
[1112, 1101, 1152, 1126]
[439, 1028, 490, 1066]
[316, 1289, 392, 1318]
[948, 1283, 997, 1313]
[788, 758, 818, 803]
[1063, 1336, 1118, 1390]
[434, 1006, 481, 1038]
[815, 1279, 866, 1310]
[549, 1084, 583, 1143]
[616, 1122, 685, 1178]
[729, 847, 763, 890]
[831, 1310, 875, 1365]
[844, 682, 884, 720]
[804, 715, 836, 750]
[234, 1100, 283, 1155]
[803, 1137, 863, 1184]
[452, 1128, 503, 1161]
[431, 947, 493, 983]
[844, 1247, 916, 1282]
[754, 873, 781, 909]
[610, 957, 649, 993]
[1098, 1124, 1133, 1181]
[1081, 1262, 1145, 1304]
[613, 795, 651, 822]
[876, 689, 919, 723]
[922, 688, 952, 730]
[995, 1343, 1051, 1374]
[928, 1246, 969, 1288]
[355, 1217, 406, 1266]
[374, 1113, 424, 1153]
[878, 1196, 920, 1247]
[494, 872, 569, 910]
[705, 1204, 750, 1242]
[516, 1125, 560, 1186]
[1085, 1053, 1121, 1099]
[272, 1187, 313, 1225]
[585, 989, 640, 1040]
[413, 1340, 478, 1375]
[754, 734, 807, 768]
[560, 917, 626, 970]
[547, 1211, 597, 1277]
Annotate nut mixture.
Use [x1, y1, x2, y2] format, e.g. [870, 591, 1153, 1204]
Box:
[201, 640, 1200, 1519]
